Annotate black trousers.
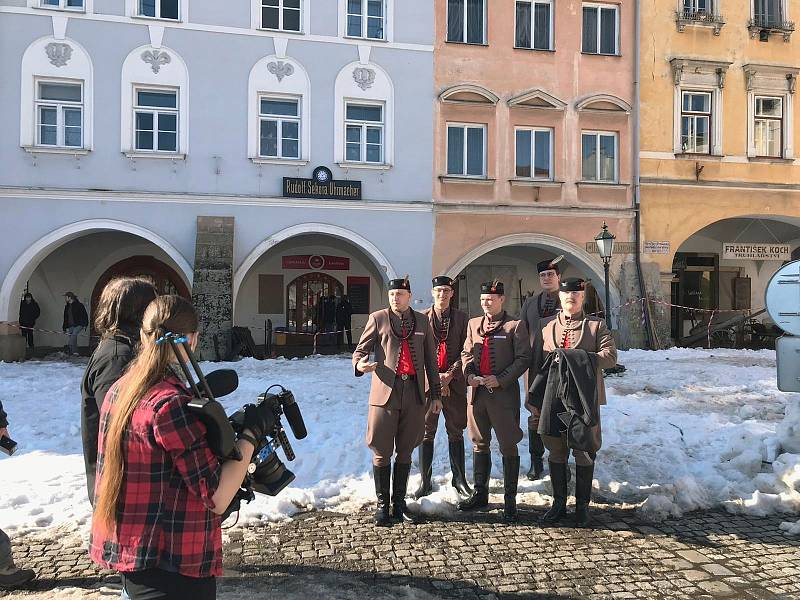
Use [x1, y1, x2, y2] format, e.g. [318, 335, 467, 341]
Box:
[122, 569, 216, 600]
[20, 328, 34, 348]
[81, 396, 100, 505]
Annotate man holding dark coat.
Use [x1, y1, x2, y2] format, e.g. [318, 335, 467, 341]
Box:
[414, 276, 471, 499]
[458, 281, 531, 522]
[530, 277, 616, 527]
[353, 277, 442, 526]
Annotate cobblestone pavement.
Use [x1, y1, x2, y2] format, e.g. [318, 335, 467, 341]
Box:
[2, 505, 799, 599]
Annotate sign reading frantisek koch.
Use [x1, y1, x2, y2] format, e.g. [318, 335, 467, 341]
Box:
[722, 243, 791, 261]
[283, 166, 362, 201]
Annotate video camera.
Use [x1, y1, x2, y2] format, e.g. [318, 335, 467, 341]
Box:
[157, 333, 307, 517]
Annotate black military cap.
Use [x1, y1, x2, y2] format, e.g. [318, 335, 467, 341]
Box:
[560, 277, 586, 292]
[431, 276, 454, 288]
[389, 275, 411, 291]
[480, 281, 504, 295]
[537, 255, 564, 274]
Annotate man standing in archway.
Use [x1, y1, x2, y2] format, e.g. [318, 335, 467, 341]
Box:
[459, 281, 530, 522]
[519, 256, 562, 480]
[353, 277, 443, 526]
[414, 276, 471, 499]
[63, 292, 89, 356]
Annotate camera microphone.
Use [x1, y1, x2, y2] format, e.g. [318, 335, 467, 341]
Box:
[280, 391, 308, 440]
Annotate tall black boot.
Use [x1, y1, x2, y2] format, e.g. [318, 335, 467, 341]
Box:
[540, 461, 568, 524]
[373, 465, 392, 527]
[392, 462, 421, 524]
[502, 456, 520, 523]
[574, 464, 594, 528]
[413, 440, 434, 499]
[449, 440, 473, 497]
[457, 453, 490, 511]
[525, 429, 545, 481]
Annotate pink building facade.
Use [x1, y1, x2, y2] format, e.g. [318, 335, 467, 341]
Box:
[432, 0, 637, 336]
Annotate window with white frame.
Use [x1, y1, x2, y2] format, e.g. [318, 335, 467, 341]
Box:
[683, 0, 712, 15]
[133, 88, 178, 152]
[447, 0, 486, 44]
[515, 128, 552, 179]
[447, 124, 486, 177]
[262, 0, 301, 31]
[35, 80, 83, 148]
[754, 96, 783, 157]
[39, 0, 84, 10]
[259, 96, 301, 159]
[345, 102, 384, 163]
[138, 0, 178, 19]
[581, 131, 617, 182]
[680, 91, 712, 154]
[346, 0, 385, 39]
[515, 1, 552, 50]
[582, 3, 618, 55]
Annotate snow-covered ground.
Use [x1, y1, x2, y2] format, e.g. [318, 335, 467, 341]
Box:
[0, 349, 798, 538]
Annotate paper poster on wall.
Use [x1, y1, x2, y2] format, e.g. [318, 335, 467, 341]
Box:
[347, 276, 370, 314]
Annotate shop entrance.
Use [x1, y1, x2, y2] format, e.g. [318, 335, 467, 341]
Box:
[286, 272, 344, 333]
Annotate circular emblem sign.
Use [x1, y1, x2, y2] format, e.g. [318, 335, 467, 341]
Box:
[312, 166, 333, 184]
[309, 255, 325, 269]
[765, 259, 800, 336]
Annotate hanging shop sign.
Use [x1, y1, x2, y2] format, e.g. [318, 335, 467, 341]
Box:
[282, 255, 351, 270]
[722, 243, 791, 261]
[585, 241, 637, 254]
[283, 166, 362, 200]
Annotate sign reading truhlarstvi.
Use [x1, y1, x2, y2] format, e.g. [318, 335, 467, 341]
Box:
[722, 243, 791, 261]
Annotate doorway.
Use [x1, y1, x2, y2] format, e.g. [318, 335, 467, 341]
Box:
[286, 272, 344, 333]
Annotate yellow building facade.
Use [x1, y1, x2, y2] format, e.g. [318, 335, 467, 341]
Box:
[640, 0, 800, 345]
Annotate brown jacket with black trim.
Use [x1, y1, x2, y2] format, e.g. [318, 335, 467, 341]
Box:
[422, 306, 468, 397]
[462, 312, 531, 408]
[352, 308, 442, 407]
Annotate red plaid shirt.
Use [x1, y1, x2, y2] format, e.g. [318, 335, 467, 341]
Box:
[89, 376, 223, 578]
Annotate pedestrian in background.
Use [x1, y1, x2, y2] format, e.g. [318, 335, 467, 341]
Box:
[17, 292, 40, 350]
[81, 277, 157, 505]
[336, 295, 354, 350]
[62, 292, 89, 356]
[0, 400, 36, 590]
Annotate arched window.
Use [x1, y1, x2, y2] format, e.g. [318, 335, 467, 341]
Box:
[20, 35, 93, 152]
[287, 273, 344, 333]
[334, 58, 394, 167]
[120, 44, 188, 157]
[248, 54, 311, 163]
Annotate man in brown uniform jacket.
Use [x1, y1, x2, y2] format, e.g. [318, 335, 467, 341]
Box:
[353, 276, 442, 526]
[458, 281, 531, 522]
[519, 256, 562, 480]
[530, 277, 616, 527]
[414, 276, 471, 499]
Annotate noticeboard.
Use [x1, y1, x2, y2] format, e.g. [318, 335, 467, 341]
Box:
[347, 276, 370, 314]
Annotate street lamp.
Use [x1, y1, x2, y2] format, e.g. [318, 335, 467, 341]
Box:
[594, 222, 616, 330]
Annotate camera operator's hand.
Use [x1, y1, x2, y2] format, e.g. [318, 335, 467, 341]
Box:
[0, 428, 8, 440]
[241, 403, 276, 442]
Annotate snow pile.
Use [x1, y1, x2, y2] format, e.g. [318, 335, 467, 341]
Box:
[0, 349, 799, 536]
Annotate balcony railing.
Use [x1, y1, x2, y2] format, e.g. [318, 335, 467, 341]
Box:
[676, 10, 725, 35]
[748, 15, 795, 41]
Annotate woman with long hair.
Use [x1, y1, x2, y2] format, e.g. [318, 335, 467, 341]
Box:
[89, 295, 273, 599]
[81, 277, 158, 505]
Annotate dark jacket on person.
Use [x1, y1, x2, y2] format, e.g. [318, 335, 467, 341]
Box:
[18, 299, 41, 328]
[80, 332, 137, 505]
[336, 299, 353, 326]
[0, 399, 7, 429]
[63, 300, 89, 330]
[529, 348, 601, 454]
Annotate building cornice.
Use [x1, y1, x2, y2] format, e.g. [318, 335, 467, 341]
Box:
[0, 186, 434, 212]
[0, 7, 434, 53]
[433, 202, 635, 218]
[640, 177, 800, 192]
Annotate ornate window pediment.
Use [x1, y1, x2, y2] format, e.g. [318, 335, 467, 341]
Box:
[670, 57, 732, 89]
[507, 89, 566, 110]
[743, 63, 799, 94]
[439, 84, 499, 106]
[575, 94, 631, 114]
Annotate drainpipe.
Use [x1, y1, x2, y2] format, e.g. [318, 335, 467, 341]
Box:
[633, 0, 654, 349]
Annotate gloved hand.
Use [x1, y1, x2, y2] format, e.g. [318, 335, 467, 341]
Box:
[239, 402, 276, 442]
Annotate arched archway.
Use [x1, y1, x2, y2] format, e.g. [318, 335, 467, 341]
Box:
[0, 219, 192, 321]
[444, 232, 621, 317]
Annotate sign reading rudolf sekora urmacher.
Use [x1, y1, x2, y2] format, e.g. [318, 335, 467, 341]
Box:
[722, 243, 791, 261]
[283, 177, 362, 200]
